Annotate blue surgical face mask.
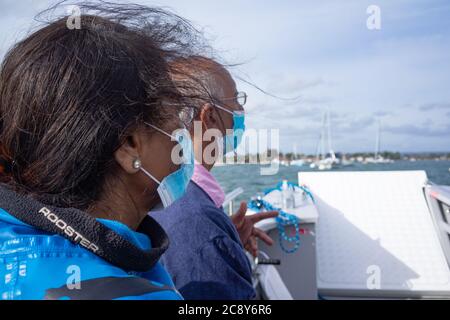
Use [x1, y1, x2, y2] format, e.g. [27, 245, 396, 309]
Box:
[214, 104, 246, 154]
[140, 123, 194, 208]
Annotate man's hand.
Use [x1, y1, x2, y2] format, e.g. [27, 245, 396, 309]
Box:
[231, 202, 279, 257]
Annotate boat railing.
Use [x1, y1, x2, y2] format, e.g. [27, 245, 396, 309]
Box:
[424, 183, 450, 267]
[223, 187, 244, 216]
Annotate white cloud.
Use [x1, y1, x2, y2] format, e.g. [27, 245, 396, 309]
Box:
[0, 0, 449, 152]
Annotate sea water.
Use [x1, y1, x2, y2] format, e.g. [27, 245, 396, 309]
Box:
[212, 160, 450, 210]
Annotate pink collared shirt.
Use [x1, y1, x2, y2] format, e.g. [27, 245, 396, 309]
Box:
[191, 163, 225, 208]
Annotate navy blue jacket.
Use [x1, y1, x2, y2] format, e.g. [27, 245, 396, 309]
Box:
[152, 181, 255, 300]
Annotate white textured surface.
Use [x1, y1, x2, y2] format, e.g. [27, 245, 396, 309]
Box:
[299, 171, 450, 297]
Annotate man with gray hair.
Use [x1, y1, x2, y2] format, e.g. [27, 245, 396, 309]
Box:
[152, 56, 278, 300]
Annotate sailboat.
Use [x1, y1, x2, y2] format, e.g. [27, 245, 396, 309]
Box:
[365, 119, 394, 164]
[310, 110, 339, 170]
[290, 143, 305, 167]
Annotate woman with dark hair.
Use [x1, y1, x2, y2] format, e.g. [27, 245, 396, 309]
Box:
[0, 3, 204, 300]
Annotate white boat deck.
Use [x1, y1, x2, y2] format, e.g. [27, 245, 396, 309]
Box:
[299, 170, 450, 298]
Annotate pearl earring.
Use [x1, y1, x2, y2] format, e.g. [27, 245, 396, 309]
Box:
[133, 159, 142, 170]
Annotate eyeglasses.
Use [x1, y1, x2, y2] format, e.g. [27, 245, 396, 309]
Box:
[219, 91, 247, 107]
[236, 91, 247, 107]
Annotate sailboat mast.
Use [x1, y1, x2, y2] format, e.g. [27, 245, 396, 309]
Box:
[327, 109, 332, 155]
[375, 119, 380, 159]
[316, 132, 322, 162]
[321, 112, 326, 160]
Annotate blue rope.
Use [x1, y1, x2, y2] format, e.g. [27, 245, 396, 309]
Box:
[249, 182, 315, 254]
[248, 198, 300, 253]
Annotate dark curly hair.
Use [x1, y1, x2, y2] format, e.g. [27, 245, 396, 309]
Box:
[0, 1, 210, 209]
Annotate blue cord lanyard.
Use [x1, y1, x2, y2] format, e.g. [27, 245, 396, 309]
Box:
[248, 183, 314, 254]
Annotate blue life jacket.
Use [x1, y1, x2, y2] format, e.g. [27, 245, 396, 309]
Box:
[0, 184, 182, 300]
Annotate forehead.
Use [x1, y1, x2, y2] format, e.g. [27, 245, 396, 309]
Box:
[172, 57, 236, 94]
[213, 67, 236, 96]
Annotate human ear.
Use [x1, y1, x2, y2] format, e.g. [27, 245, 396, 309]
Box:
[199, 103, 217, 130]
[114, 132, 143, 174]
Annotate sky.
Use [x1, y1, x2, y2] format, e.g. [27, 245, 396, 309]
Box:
[0, 0, 449, 154]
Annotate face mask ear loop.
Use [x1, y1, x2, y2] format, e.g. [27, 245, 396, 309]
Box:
[212, 103, 233, 146]
[213, 103, 234, 115]
[144, 122, 177, 141]
[213, 103, 241, 157]
[139, 166, 161, 185]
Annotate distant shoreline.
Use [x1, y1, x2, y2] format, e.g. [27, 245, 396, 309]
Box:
[218, 151, 450, 165]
